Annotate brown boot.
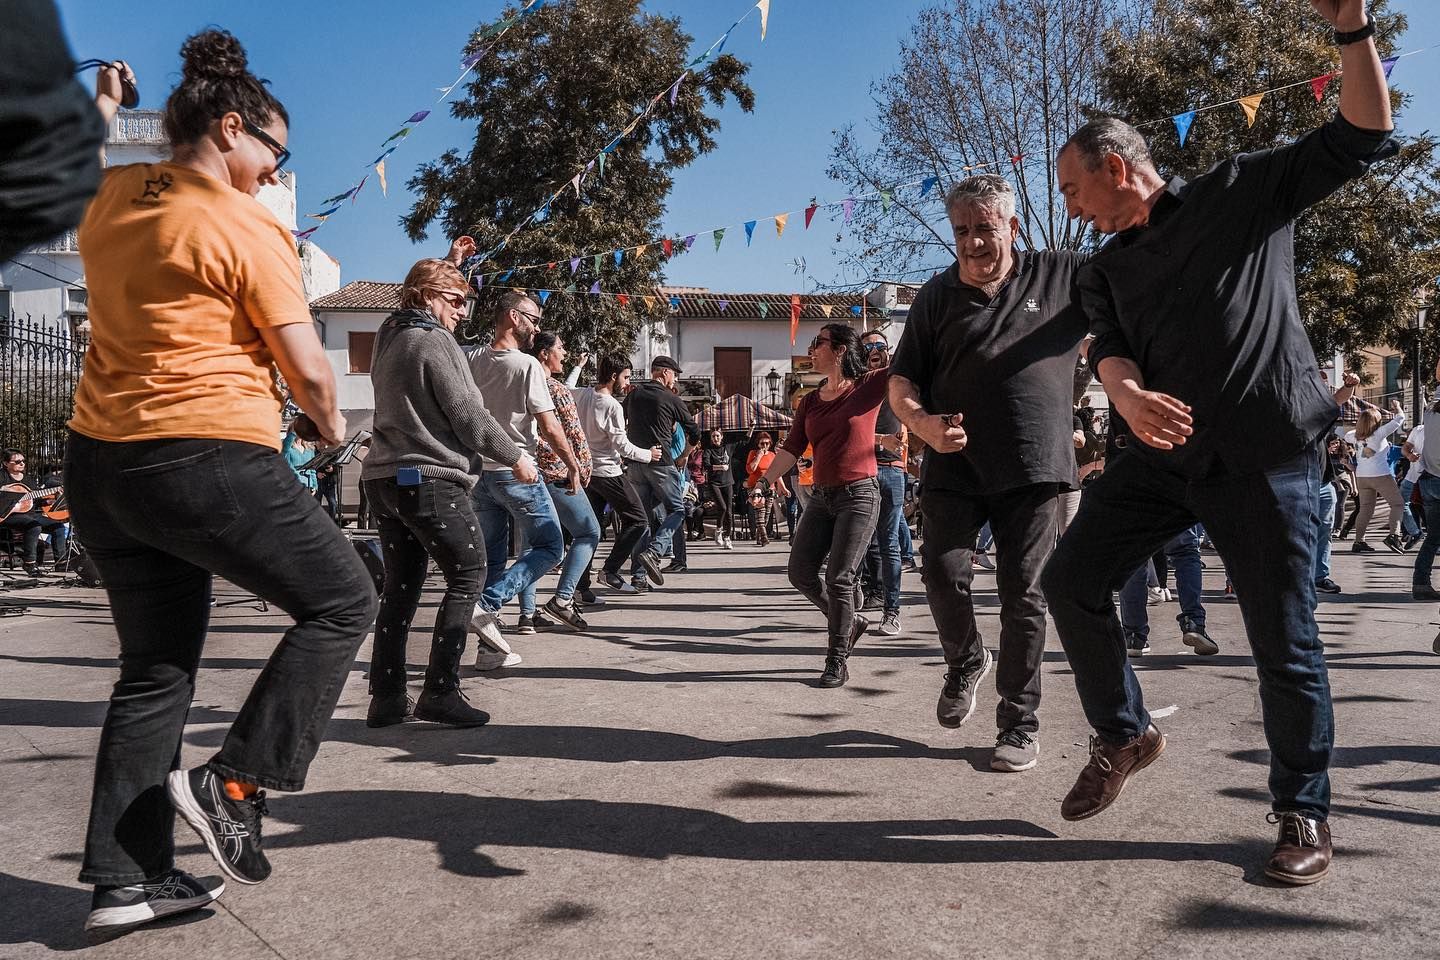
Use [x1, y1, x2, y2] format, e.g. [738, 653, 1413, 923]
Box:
[1263, 812, 1332, 885]
[1060, 723, 1165, 821]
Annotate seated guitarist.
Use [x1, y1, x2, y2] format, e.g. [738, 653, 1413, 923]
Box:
[2, 448, 70, 575]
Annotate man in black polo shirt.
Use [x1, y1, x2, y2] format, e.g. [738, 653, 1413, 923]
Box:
[890, 174, 1087, 774]
[1042, 0, 1395, 886]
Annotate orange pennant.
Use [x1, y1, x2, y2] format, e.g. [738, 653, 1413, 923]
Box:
[1238, 93, 1265, 128]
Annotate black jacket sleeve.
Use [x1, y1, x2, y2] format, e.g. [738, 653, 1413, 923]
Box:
[0, 1, 105, 261]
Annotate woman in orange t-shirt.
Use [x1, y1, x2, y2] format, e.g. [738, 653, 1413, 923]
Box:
[744, 432, 788, 545]
[66, 31, 377, 935]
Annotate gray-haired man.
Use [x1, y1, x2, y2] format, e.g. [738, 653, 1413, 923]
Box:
[889, 174, 1088, 773]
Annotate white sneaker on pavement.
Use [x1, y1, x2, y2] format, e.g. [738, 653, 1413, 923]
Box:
[469, 605, 510, 653]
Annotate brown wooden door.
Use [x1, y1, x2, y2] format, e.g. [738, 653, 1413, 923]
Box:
[714, 347, 752, 399]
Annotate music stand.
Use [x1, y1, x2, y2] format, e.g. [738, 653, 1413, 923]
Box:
[298, 430, 371, 525]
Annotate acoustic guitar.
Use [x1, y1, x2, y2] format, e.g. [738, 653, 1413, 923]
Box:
[0, 483, 68, 522]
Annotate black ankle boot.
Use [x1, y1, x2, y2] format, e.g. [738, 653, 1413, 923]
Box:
[366, 692, 414, 728]
[818, 641, 849, 688]
[414, 688, 490, 727]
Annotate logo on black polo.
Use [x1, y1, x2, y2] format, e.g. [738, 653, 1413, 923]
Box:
[1024, 298, 1040, 313]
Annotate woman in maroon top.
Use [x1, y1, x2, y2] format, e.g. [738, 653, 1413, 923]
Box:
[748, 323, 888, 687]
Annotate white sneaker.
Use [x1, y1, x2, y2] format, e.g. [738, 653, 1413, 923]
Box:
[714, 532, 724, 547]
[723, 535, 734, 550]
[1146, 586, 1165, 605]
[879, 611, 901, 636]
[474, 649, 522, 670]
[469, 605, 510, 653]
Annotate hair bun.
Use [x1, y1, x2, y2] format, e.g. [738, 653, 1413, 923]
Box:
[179, 29, 249, 82]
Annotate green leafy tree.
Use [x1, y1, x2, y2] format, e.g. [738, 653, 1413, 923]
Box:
[1097, 0, 1440, 369]
[403, 0, 755, 358]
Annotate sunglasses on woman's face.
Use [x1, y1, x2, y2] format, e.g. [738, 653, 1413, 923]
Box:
[242, 119, 290, 171]
[436, 290, 468, 309]
[809, 336, 835, 350]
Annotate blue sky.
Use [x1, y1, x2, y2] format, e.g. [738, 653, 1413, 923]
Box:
[54, 1, 1440, 295]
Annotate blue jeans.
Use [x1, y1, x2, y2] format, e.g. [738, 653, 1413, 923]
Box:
[1413, 473, 1440, 587]
[899, 516, 914, 563]
[629, 462, 685, 574]
[520, 480, 600, 612]
[472, 470, 563, 613]
[1399, 477, 1421, 538]
[1043, 444, 1332, 818]
[1118, 524, 1205, 639]
[1312, 481, 1336, 584]
[870, 465, 905, 612]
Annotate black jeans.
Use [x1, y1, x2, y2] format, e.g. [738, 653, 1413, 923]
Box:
[920, 483, 1061, 733]
[66, 433, 378, 885]
[708, 481, 733, 536]
[787, 477, 880, 646]
[578, 472, 648, 588]
[364, 476, 485, 696]
[1043, 445, 1333, 817]
[2, 512, 68, 562]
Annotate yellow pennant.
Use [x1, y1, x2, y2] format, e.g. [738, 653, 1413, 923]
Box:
[636, 244, 648, 258]
[1238, 93, 1265, 128]
[642, 295, 656, 310]
[819, 304, 833, 317]
[774, 212, 789, 238]
[376, 160, 388, 197]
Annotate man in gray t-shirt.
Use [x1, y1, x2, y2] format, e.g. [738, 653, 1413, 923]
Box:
[464, 291, 581, 658]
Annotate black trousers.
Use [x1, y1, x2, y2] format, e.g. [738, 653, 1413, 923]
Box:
[708, 481, 733, 536]
[66, 433, 377, 885]
[919, 483, 1061, 733]
[578, 471, 648, 588]
[364, 476, 484, 696]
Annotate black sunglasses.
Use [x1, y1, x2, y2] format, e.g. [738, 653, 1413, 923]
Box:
[809, 336, 836, 350]
[862, 341, 888, 352]
[243, 119, 290, 171]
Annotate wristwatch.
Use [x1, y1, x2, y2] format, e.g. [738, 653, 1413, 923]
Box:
[1334, 15, 1375, 46]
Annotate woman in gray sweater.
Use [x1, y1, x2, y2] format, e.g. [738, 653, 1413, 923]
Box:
[361, 258, 537, 728]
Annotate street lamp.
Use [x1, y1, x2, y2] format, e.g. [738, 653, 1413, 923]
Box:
[1412, 298, 1428, 420]
[765, 366, 781, 407]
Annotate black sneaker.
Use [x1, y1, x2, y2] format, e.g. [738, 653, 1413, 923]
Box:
[1125, 629, 1151, 658]
[85, 869, 224, 941]
[166, 766, 271, 885]
[1413, 585, 1440, 602]
[1405, 532, 1425, 551]
[860, 593, 884, 612]
[631, 579, 651, 594]
[544, 596, 588, 630]
[366, 692, 416, 728]
[848, 614, 870, 653]
[414, 688, 491, 727]
[576, 587, 604, 607]
[1314, 578, 1342, 595]
[663, 560, 688, 573]
[1351, 541, 1376, 553]
[637, 550, 666, 586]
[936, 646, 993, 728]
[1383, 533, 1405, 554]
[818, 654, 848, 688]
[1180, 617, 1219, 656]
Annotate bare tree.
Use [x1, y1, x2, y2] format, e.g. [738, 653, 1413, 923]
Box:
[828, 0, 1141, 283]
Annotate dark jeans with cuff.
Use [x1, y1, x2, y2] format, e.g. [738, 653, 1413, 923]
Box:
[364, 476, 484, 696]
[787, 477, 880, 646]
[920, 483, 1061, 734]
[578, 471, 649, 591]
[1042, 445, 1332, 818]
[67, 433, 377, 885]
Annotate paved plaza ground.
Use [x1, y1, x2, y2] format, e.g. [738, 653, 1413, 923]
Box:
[2, 540, 1438, 959]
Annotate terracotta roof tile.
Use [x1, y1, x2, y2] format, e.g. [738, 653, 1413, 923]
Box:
[657, 289, 870, 321]
[310, 281, 401, 311]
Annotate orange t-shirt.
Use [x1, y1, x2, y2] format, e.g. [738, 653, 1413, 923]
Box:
[70, 162, 312, 451]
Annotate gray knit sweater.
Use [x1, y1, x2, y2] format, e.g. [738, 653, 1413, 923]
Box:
[361, 309, 521, 491]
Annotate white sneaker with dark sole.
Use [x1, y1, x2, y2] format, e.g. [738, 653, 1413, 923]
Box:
[85, 870, 224, 941]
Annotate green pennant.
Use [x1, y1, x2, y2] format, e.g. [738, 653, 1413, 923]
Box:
[880, 188, 893, 213]
[713, 228, 725, 252]
[597, 153, 606, 179]
[757, 301, 769, 318]
[563, 283, 577, 294]
[593, 254, 602, 273]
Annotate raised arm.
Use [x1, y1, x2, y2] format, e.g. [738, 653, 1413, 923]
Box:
[1313, 0, 1392, 132]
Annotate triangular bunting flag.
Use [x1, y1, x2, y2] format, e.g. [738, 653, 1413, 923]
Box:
[719, 299, 730, 312]
[618, 294, 630, 307]
[547, 262, 556, 270]
[293, 226, 318, 241]
[636, 245, 647, 258]
[352, 176, 367, 203]
[919, 176, 938, 199]
[472, 274, 485, 291]
[805, 203, 819, 228]
[850, 305, 863, 316]
[320, 187, 356, 206]
[570, 257, 580, 274]
[713, 228, 725, 251]
[683, 234, 697, 251]
[592, 254, 602, 273]
[643, 295, 656, 310]
[498, 270, 513, 282]
[669, 295, 681, 309]
[613, 249, 624, 267]
[1238, 93, 1264, 128]
[757, 301, 769, 318]
[406, 110, 431, 124]
[380, 128, 411, 147]
[757, 0, 770, 40]
[308, 204, 342, 220]
[564, 283, 577, 294]
[1173, 111, 1196, 147]
[571, 174, 583, 199]
[1010, 154, 1024, 165]
[663, 238, 674, 258]
[842, 198, 855, 225]
[1382, 56, 1398, 78]
[376, 160, 387, 196]
[1311, 73, 1335, 102]
[589, 281, 601, 294]
[879, 189, 893, 213]
[371, 146, 397, 165]
[669, 73, 686, 106]
[819, 305, 833, 317]
[775, 213, 789, 237]
[597, 153, 606, 178]
[790, 294, 801, 346]
[744, 220, 757, 245]
[536, 290, 552, 304]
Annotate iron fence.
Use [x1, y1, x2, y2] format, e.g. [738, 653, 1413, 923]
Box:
[1, 315, 86, 472]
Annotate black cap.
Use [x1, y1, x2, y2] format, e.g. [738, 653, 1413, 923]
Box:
[650, 355, 682, 374]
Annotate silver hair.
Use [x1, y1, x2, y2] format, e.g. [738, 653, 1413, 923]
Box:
[1061, 117, 1155, 173]
[944, 174, 1017, 220]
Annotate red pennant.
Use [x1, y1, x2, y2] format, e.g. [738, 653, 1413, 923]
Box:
[1010, 154, 1024, 165]
[547, 261, 556, 270]
[1310, 73, 1335, 102]
[804, 203, 819, 229]
[662, 238, 673, 258]
[617, 293, 630, 307]
[790, 294, 802, 347]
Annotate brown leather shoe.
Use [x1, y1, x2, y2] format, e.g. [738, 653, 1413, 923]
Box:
[1264, 812, 1332, 885]
[1060, 723, 1166, 821]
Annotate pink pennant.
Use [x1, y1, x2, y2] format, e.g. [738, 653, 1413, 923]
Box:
[1310, 73, 1335, 102]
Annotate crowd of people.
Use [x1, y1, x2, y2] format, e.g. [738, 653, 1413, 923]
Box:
[4, 0, 1426, 942]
